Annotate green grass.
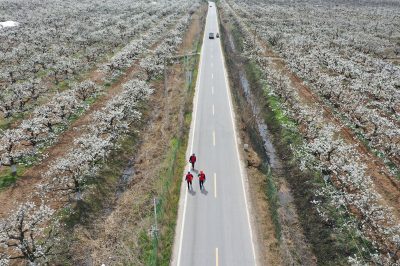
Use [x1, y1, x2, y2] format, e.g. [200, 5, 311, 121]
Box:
[138, 135, 190, 265]
[263, 165, 282, 240]
[0, 164, 27, 189]
[36, 69, 48, 78]
[138, 230, 158, 265]
[231, 25, 244, 52]
[0, 112, 25, 130]
[57, 80, 70, 91]
[139, 98, 193, 265]
[0, 175, 17, 189]
[0, 118, 12, 130]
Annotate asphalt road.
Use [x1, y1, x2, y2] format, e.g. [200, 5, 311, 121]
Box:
[172, 2, 257, 266]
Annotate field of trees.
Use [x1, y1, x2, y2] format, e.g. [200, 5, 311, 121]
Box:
[1, 0, 399, 264]
[220, 0, 399, 264]
[0, 0, 202, 264]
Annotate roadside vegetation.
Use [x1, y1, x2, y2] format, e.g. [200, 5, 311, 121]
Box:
[139, 51, 201, 265]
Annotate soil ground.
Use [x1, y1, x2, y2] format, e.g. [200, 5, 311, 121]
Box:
[222, 0, 400, 261]
[258, 28, 400, 215]
[65, 5, 207, 264]
[244, 148, 284, 266]
[257, 29, 400, 255]
[0, 63, 142, 218]
[0, 18, 185, 219]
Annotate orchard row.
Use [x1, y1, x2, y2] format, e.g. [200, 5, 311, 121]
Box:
[0, 0, 200, 264]
[221, 0, 400, 263]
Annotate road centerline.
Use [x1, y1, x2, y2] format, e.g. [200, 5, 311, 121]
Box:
[214, 172, 217, 198]
[217, 10, 258, 263]
[216, 247, 219, 266]
[213, 130, 216, 146]
[174, 3, 257, 265]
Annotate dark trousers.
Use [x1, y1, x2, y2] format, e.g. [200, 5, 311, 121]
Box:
[187, 180, 192, 190]
[199, 180, 204, 190]
[191, 161, 195, 169]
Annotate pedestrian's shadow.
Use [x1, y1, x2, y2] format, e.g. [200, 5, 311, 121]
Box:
[201, 188, 208, 195]
[189, 189, 196, 196]
[191, 169, 199, 175]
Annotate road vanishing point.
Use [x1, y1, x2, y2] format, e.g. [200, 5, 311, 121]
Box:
[172, 2, 258, 266]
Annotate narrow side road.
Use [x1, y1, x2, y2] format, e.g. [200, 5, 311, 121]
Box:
[172, 2, 257, 266]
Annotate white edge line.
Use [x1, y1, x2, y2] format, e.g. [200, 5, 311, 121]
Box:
[173, 4, 208, 266]
[215, 5, 258, 265]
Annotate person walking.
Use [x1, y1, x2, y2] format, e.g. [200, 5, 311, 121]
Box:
[185, 171, 193, 190]
[189, 153, 197, 169]
[198, 170, 206, 190]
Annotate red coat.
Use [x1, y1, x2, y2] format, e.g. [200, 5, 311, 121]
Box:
[198, 172, 206, 181]
[185, 173, 193, 182]
[189, 155, 196, 163]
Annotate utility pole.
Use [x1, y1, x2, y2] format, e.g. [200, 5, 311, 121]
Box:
[164, 57, 167, 97]
[152, 197, 159, 238]
[185, 55, 190, 90]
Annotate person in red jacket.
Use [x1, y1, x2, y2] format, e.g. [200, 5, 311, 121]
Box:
[189, 153, 197, 169]
[198, 170, 206, 190]
[185, 171, 193, 190]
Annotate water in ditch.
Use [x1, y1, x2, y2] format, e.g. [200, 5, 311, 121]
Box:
[116, 158, 134, 198]
[239, 70, 279, 168]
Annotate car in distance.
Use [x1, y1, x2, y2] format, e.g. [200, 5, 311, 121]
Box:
[216, 33, 219, 38]
[209, 32, 214, 39]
